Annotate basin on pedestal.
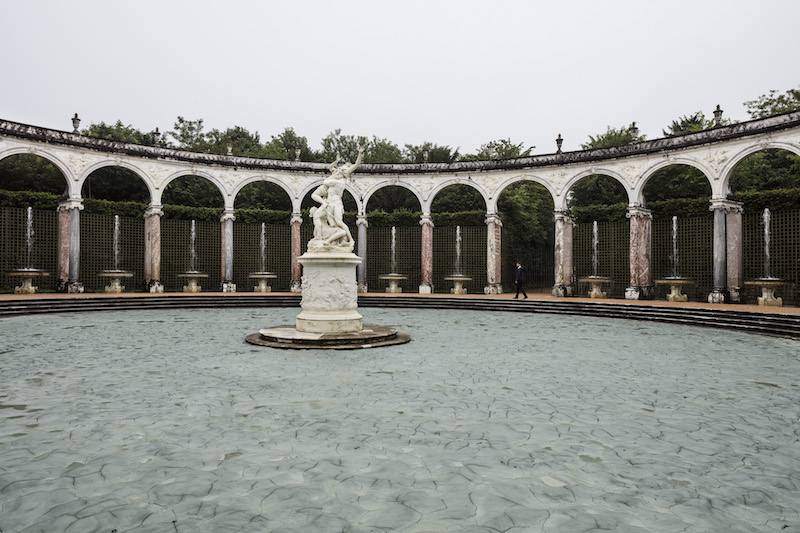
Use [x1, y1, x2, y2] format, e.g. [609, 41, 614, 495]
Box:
[176, 271, 208, 293]
[98, 269, 134, 293]
[379, 273, 408, 293]
[578, 276, 612, 299]
[8, 268, 49, 294]
[444, 274, 472, 295]
[655, 277, 694, 302]
[744, 278, 784, 306]
[248, 272, 277, 292]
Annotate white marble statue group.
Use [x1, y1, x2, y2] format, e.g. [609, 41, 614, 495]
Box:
[308, 146, 364, 253]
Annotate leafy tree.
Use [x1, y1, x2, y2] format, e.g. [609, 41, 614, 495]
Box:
[234, 181, 292, 211]
[364, 137, 404, 164]
[82, 120, 159, 145]
[319, 129, 368, 163]
[642, 165, 710, 205]
[431, 184, 485, 212]
[263, 127, 315, 161]
[730, 149, 800, 191]
[367, 186, 421, 212]
[662, 112, 712, 137]
[162, 175, 224, 208]
[460, 139, 533, 161]
[404, 142, 460, 163]
[0, 154, 67, 194]
[205, 126, 266, 157]
[581, 124, 643, 150]
[744, 87, 800, 119]
[568, 175, 628, 207]
[168, 117, 211, 152]
[498, 181, 554, 251]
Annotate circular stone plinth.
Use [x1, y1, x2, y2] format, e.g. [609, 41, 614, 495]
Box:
[246, 324, 411, 350]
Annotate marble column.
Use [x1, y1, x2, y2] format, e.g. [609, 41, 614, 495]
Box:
[220, 209, 236, 292]
[625, 205, 653, 300]
[58, 198, 84, 293]
[290, 212, 303, 292]
[708, 199, 734, 303]
[356, 214, 368, 293]
[725, 201, 744, 303]
[552, 209, 573, 297]
[484, 213, 503, 294]
[419, 213, 434, 294]
[144, 204, 164, 293]
[56, 202, 71, 291]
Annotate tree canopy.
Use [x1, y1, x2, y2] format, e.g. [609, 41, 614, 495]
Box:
[745, 87, 800, 119]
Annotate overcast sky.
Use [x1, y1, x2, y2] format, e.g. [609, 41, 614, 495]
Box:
[2, 0, 798, 156]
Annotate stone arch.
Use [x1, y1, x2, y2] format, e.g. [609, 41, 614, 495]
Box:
[635, 158, 713, 206]
[232, 175, 295, 211]
[427, 179, 489, 214]
[363, 181, 424, 214]
[719, 141, 800, 194]
[78, 160, 156, 204]
[156, 170, 228, 207]
[490, 174, 557, 214]
[0, 147, 75, 196]
[563, 169, 632, 211]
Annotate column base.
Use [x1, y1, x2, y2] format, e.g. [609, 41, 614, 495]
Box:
[419, 282, 433, 294]
[728, 286, 742, 303]
[625, 285, 653, 300]
[221, 281, 237, 293]
[707, 288, 729, 304]
[357, 282, 368, 293]
[66, 281, 84, 294]
[290, 280, 302, 293]
[147, 280, 164, 293]
[483, 283, 503, 295]
[551, 284, 573, 297]
[57, 278, 69, 292]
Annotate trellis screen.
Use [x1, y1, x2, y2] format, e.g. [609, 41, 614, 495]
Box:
[573, 220, 630, 299]
[233, 222, 292, 292]
[366, 226, 422, 292]
[432, 226, 487, 294]
[742, 209, 799, 306]
[161, 218, 221, 292]
[0, 207, 58, 292]
[651, 216, 713, 301]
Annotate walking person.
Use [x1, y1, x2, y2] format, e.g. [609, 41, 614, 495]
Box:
[514, 261, 528, 299]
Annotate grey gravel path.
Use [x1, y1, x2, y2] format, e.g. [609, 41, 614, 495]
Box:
[1, 308, 799, 532]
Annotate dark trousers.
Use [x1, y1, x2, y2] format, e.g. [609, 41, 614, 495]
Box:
[515, 282, 527, 298]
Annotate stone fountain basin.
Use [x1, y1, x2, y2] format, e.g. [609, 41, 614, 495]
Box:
[379, 273, 408, 280]
[98, 270, 134, 278]
[444, 274, 472, 282]
[578, 276, 611, 283]
[7, 269, 49, 277]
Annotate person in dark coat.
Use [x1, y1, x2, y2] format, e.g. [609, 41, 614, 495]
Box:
[514, 262, 528, 299]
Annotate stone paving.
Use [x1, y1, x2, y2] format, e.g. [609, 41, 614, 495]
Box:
[1, 307, 799, 532]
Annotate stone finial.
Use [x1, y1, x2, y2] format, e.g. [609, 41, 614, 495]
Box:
[629, 122, 638, 141]
[295, 147, 301, 161]
[423, 149, 429, 164]
[487, 143, 496, 160]
[556, 134, 563, 154]
[153, 127, 161, 145]
[226, 140, 233, 156]
[71, 113, 80, 134]
[713, 105, 724, 127]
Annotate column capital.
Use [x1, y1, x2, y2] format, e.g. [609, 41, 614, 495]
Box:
[220, 209, 236, 222]
[58, 197, 84, 211]
[485, 212, 503, 226]
[291, 212, 303, 225]
[553, 209, 573, 223]
[356, 215, 369, 228]
[709, 198, 744, 214]
[626, 204, 652, 219]
[419, 213, 434, 227]
[144, 204, 164, 218]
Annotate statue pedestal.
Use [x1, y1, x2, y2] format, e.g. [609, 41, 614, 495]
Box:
[296, 251, 363, 333]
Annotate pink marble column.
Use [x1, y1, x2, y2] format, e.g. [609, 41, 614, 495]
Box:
[143, 205, 163, 292]
[220, 209, 236, 292]
[56, 203, 71, 288]
[725, 201, 744, 303]
[419, 213, 434, 294]
[290, 212, 303, 292]
[484, 213, 503, 294]
[625, 205, 653, 300]
[552, 210, 573, 297]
